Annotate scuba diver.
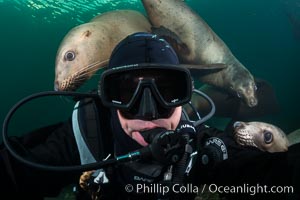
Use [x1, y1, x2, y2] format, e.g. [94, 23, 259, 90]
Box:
[1, 32, 300, 200]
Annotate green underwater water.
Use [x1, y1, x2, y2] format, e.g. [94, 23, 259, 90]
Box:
[0, 0, 299, 139]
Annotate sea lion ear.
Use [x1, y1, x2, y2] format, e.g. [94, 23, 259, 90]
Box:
[82, 30, 92, 38]
[85, 30, 92, 37]
[151, 26, 190, 55]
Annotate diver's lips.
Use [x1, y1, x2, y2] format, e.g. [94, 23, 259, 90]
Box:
[131, 131, 148, 146]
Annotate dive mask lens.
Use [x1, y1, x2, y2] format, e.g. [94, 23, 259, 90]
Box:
[99, 64, 192, 110]
[119, 104, 176, 120]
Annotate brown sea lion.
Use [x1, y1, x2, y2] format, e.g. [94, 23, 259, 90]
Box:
[185, 78, 280, 120]
[142, 0, 258, 107]
[54, 10, 151, 91]
[233, 121, 289, 152]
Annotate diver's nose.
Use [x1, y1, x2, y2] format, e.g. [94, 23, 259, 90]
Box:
[137, 88, 158, 120]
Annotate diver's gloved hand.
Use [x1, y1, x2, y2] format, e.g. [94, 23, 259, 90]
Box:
[79, 170, 100, 200]
[79, 170, 95, 191]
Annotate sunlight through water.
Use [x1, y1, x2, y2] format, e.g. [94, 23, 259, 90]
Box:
[1, 0, 142, 23]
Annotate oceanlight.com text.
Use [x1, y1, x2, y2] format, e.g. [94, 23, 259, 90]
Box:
[208, 183, 294, 196]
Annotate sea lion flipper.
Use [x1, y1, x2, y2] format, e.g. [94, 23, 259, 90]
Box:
[182, 63, 227, 70]
[198, 84, 240, 118]
[198, 78, 280, 120]
[181, 63, 227, 76]
[151, 26, 190, 55]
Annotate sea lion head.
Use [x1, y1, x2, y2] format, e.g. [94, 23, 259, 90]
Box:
[54, 23, 109, 91]
[229, 67, 258, 107]
[233, 121, 289, 152]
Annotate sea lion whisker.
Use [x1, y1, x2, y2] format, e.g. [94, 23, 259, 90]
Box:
[75, 59, 109, 75]
[84, 59, 109, 70]
[90, 72, 102, 77]
[74, 67, 102, 80]
[84, 66, 104, 74]
[70, 76, 91, 84]
[71, 77, 87, 82]
[61, 64, 103, 90]
[70, 65, 102, 81]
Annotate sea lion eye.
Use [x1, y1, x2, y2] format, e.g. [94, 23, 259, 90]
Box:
[64, 51, 75, 61]
[263, 131, 273, 144]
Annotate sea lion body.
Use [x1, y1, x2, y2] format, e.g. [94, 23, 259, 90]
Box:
[142, 0, 258, 107]
[187, 79, 279, 120]
[55, 10, 151, 91]
[233, 121, 289, 152]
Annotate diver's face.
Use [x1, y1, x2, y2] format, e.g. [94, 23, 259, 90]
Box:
[117, 106, 182, 146]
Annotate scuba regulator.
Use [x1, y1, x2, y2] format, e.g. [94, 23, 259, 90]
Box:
[2, 90, 228, 171]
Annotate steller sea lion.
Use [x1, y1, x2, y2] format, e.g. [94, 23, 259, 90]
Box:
[54, 10, 151, 91]
[233, 121, 290, 153]
[142, 0, 258, 107]
[185, 78, 280, 120]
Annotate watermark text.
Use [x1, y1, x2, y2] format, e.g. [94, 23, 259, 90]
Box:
[124, 183, 294, 196]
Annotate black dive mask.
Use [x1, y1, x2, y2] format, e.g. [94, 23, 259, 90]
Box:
[120, 87, 175, 120]
[99, 64, 193, 120]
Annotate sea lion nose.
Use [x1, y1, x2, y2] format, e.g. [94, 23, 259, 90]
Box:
[233, 121, 243, 128]
[249, 98, 258, 107]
